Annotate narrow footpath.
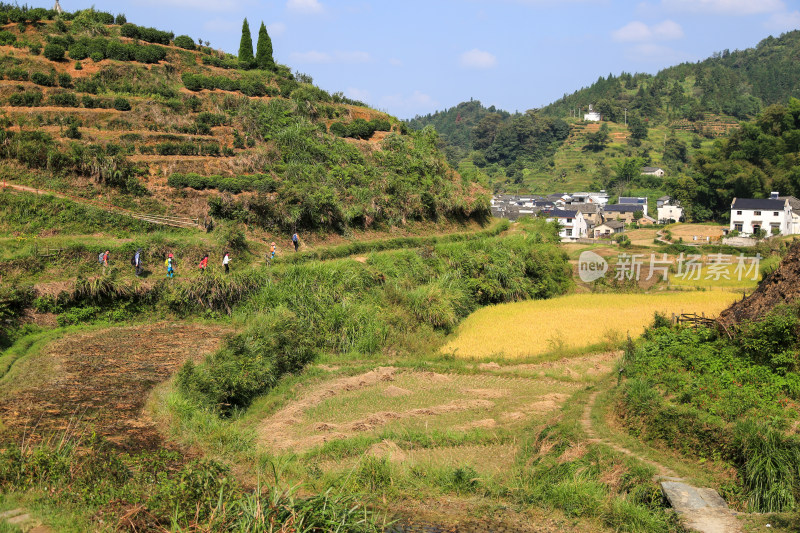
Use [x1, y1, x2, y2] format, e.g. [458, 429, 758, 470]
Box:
[581, 391, 742, 533]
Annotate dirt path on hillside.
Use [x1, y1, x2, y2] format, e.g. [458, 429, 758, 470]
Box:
[581, 392, 743, 533]
[0, 322, 229, 451]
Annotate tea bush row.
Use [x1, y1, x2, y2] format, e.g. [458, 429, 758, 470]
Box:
[329, 118, 391, 139]
[182, 73, 277, 97]
[7, 89, 130, 110]
[66, 38, 167, 64]
[168, 172, 276, 193]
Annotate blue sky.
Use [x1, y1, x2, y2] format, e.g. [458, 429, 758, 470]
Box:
[67, 0, 800, 118]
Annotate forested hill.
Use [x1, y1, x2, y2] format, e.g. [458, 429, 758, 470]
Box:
[542, 30, 800, 124]
[406, 99, 569, 180]
[405, 100, 509, 163]
[0, 5, 488, 235]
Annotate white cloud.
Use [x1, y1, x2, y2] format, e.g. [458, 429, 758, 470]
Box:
[267, 22, 286, 37]
[287, 0, 324, 14]
[289, 50, 371, 64]
[389, 58, 403, 67]
[459, 49, 497, 69]
[662, 0, 784, 15]
[764, 10, 800, 31]
[203, 18, 237, 32]
[612, 20, 683, 42]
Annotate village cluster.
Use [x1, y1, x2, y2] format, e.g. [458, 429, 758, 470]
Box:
[492, 176, 800, 242]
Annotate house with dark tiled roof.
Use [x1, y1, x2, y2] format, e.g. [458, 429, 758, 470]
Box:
[603, 203, 655, 225]
[593, 220, 625, 238]
[730, 193, 794, 236]
[570, 203, 602, 225]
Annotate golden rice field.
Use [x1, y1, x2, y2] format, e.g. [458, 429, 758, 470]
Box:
[441, 291, 741, 359]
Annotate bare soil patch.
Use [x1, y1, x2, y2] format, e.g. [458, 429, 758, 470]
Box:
[0, 322, 229, 451]
[719, 241, 800, 327]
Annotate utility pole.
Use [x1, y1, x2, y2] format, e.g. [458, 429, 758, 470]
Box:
[624, 108, 627, 126]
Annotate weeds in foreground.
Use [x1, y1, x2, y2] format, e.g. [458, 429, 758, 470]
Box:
[0, 434, 387, 532]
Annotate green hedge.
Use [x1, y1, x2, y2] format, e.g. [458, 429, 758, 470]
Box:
[329, 118, 392, 139]
[119, 23, 173, 45]
[181, 73, 273, 97]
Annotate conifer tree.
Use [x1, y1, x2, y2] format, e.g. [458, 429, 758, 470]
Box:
[255, 21, 274, 70]
[238, 18, 254, 64]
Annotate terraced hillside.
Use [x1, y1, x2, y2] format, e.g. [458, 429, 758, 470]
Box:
[0, 6, 488, 234]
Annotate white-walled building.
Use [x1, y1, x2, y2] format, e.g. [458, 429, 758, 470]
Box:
[779, 196, 800, 234]
[546, 209, 587, 239]
[730, 194, 793, 236]
[569, 191, 610, 206]
[584, 105, 601, 122]
[657, 196, 684, 224]
[641, 167, 665, 177]
[593, 220, 625, 238]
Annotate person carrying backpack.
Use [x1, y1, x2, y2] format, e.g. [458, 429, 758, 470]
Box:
[165, 253, 174, 278]
[291, 232, 299, 252]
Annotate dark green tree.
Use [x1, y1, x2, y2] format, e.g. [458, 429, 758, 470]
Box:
[255, 22, 274, 70]
[238, 18, 254, 64]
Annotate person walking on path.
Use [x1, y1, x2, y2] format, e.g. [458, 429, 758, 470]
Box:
[292, 232, 299, 252]
[134, 248, 142, 276]
[198, 253, 209, 273]
[223, 251, 230, 274]
[102, 250, 110, 274]
[165, 253, 175, 278]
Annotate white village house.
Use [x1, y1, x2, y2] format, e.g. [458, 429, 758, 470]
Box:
[583, 105, 601, 122]
[593, 220, 625, 238]
[657, 196, 684, 224]
[641, 166, 665, 177]
[546, 209, 587, 239]
[729, 193, 793, 236]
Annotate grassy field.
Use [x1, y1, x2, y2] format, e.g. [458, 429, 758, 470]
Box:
[441, 291, 741, 359]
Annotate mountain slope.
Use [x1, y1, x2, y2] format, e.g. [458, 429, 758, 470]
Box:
[409, 30, 800, 196]
[0, 6, 488, 234]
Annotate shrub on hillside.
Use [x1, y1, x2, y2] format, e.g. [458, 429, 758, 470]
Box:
[177, 307, 317, 411]
[0, 30, 16, 45]
[5, 68, 27, 81]
[43, 43, 65, 61]
[9, 90, 43, 107]
[58, 73, 72, 88]
[113, 97, 131, 111]
[30, 72, 55, 87]
[173, 35, 195, 50]
[48, 91, 79, 107]
[68, 42, 89, 60]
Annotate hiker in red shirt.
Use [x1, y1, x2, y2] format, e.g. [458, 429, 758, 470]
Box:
[198, 253, 209, 273]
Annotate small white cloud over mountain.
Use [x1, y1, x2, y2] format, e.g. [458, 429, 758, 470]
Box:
[459, 49, 497, 69]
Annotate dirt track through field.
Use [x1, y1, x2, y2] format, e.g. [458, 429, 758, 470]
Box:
[0, 322, 228, 451]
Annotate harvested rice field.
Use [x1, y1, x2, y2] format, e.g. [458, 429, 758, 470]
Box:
[440, 291, 741, 359]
